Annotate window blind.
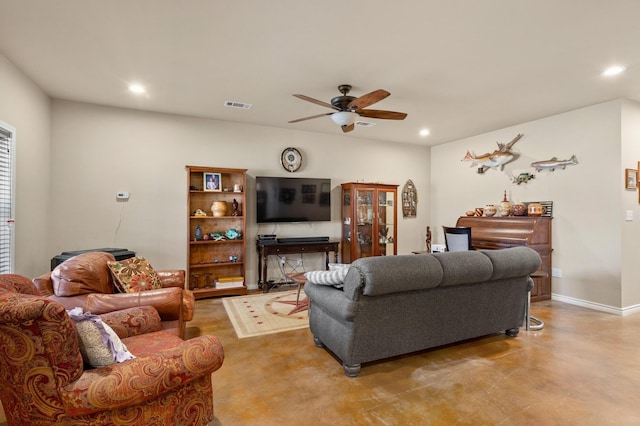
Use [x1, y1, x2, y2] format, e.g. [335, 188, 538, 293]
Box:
[0, 126, 13, 273]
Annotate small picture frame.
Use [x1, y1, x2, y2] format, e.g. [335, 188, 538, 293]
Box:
[203, 172, 222, 192]
[625, 168, 637, 190]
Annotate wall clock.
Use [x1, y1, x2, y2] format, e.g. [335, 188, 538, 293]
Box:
[281, 147, 302, 172]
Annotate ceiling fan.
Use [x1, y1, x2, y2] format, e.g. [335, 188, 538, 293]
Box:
[288, 84, 408, 133]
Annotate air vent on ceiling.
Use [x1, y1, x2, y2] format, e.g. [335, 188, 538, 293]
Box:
[355, 121, 376, 127]
[224, 101, 253, 110]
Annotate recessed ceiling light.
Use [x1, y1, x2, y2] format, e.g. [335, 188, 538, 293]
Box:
[601, 66, 626, 77]
[419, 129, 430, 137]
[128, 83, 146, 94]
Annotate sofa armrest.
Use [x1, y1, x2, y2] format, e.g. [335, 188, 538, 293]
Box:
[99, 306, 163, 339]
[155, 270, 194, 322]
[304, 283, 357, 322]
[157, 270, 185, 289]
[59, 334, 224, 416]
[85, 287, 184, 321]
[33, 274, 55, 297]
[182, 289, 195, 321]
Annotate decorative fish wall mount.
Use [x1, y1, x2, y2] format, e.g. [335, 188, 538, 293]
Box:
[531, 155, 578, 172]
[512, 172, 536, 185]
[462, 133, 523, 174]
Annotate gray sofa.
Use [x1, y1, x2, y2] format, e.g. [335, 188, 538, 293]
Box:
[304, 247, 541, 377]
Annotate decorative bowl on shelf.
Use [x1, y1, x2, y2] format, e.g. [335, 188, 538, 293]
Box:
[211, 201, 227, 217]
[484, 204, 497, 217]
[225, 229, 240, 240]
[512, 203, 527, 216]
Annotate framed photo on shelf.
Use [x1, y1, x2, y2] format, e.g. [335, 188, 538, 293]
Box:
[625, 168, 637, 190]
[204, 172, 222, 192]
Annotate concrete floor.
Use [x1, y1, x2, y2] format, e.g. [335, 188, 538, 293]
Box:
[2, 296, 640, 425]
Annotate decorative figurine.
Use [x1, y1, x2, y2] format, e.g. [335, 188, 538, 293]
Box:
[225, 229, 240, 240]
[426, 226, 432, 253]
[194, 224, 202, 241]
[232, 198, 240, 216]
[498, 190, 512, 216]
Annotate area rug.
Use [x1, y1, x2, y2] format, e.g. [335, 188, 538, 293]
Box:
[222, 290, 309, 338]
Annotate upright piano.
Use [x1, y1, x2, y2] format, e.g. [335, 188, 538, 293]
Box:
[456, 216, 552, 302]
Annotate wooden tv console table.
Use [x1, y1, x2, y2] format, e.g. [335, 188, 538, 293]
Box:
[256, 240, 339, 292]
[456, 216, 552, 302]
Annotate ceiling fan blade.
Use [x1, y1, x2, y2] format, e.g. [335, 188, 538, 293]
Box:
[288, 112, 333, 123]
[358, 109, 408, 120]
[348, 89, 390, 110]
[341, 123, 355, 133]
[293, 94, 339, 110]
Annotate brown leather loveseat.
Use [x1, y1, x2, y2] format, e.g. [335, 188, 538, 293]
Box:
[33, 251, 195, 338]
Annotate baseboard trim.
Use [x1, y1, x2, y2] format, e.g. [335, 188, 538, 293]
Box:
[551, 293, 640, 316]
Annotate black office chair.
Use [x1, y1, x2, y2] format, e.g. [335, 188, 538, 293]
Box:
[442, 226, 473, 252]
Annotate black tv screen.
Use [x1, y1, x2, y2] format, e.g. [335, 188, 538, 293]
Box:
[256, 176, 331, 223]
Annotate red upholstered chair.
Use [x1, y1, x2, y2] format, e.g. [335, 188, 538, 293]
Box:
[0, 274, 224, 426]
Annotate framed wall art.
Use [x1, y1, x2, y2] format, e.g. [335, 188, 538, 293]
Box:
[625, 168, 637, 190]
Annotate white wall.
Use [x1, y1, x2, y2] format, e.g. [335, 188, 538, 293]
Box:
[49, 100, 430, 288]
[620, 99, 640, 309]
[432, 101, 626, 310]
[0, 53, 51, 277]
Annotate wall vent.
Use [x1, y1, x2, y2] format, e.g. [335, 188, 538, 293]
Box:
[224, 101, 253, 110]
[355, 121, 376, 127]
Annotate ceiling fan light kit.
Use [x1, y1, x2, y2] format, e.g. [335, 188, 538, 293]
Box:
[331, 111, 359, 127]
[289, 84, 407, 133]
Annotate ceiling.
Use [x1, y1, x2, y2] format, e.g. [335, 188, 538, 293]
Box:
[1, 1, 640, 146]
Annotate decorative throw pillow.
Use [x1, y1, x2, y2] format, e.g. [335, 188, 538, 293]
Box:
[304, 266, 350, 288]
[68, 307, 135, 368]
[328, 263, 350, 272]
[107, 256, 163, 293]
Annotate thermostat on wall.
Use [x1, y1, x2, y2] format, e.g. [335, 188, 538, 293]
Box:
[116, 191, 130, 200]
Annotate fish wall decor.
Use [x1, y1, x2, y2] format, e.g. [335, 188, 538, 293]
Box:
[462, 133, 523, 174]
[531, 155, 578, 172]
[512, 172, 535, 185]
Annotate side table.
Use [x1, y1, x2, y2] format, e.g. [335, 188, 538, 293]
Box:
[287, 272, 308, 306]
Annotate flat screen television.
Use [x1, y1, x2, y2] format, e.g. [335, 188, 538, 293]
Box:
[256, 176, 331, 223]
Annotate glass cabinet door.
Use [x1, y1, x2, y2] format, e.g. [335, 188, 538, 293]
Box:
[355, 189, 374, 259]
[341, 182, 398, 263]
[341, 191, 352, 263]
[377, 190, 395, 256]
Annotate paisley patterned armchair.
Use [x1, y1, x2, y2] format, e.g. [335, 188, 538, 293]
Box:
[0, 274, 224, 426]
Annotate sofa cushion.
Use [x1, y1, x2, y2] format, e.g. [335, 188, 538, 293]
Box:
[107, 256, 163, 293]
[68, 307, 135, 368]
[52, 252, 116, 296]
[432, 250, 493, 286]
[479, 247, 542, 280]
[347, 254, 444, 297]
